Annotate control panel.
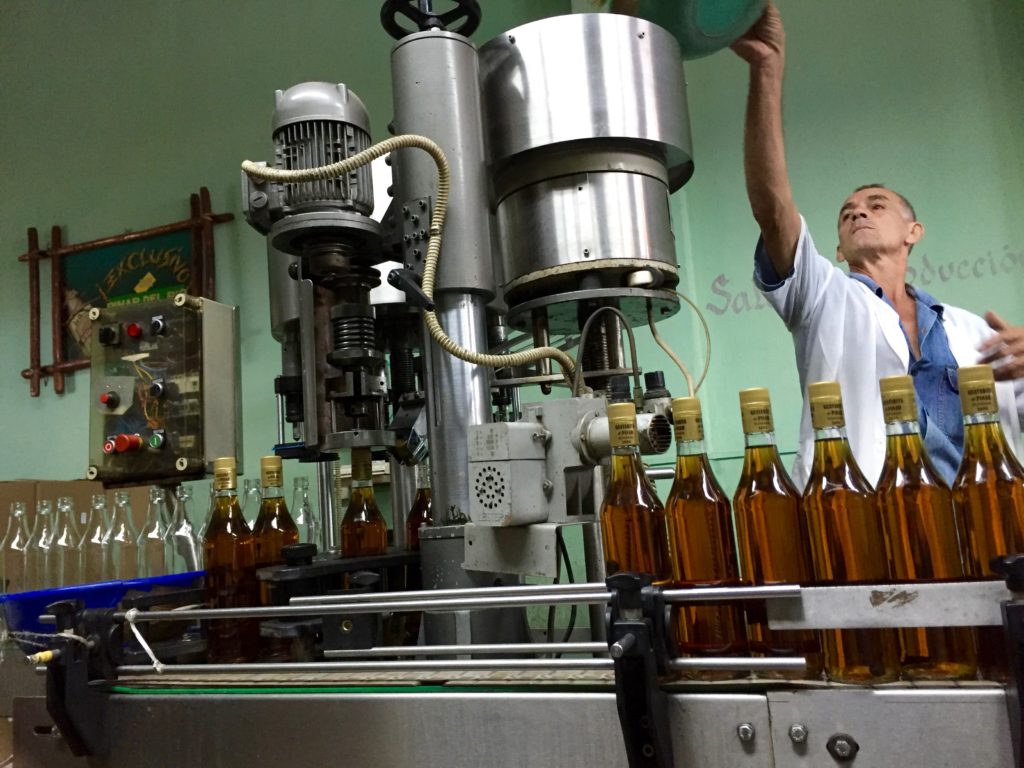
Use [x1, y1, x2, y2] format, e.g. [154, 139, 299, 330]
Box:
[87, 293, 242, 484]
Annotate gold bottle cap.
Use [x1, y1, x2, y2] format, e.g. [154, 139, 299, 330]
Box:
[607, 402, 639, 448]
[212, 456, 237, 491]
[879, 375, 918, 423]
[808, 381, 846, 429]
[351, 447, 373, 482]
[260, 455, 284, 488]
[958, 365, 997, 416]
[671, 397, 704, 442]
[738, 387, 774, 434]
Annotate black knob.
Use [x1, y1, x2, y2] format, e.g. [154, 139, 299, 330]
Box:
[150, 316, 166, 336]
[607, 375, 631, 403]
[148, 380, 165, 398]
[282, 543, 317, 566]
[97, 326, 118, 346]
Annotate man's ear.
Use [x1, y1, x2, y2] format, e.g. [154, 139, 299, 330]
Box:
[836, 245, 846, 263]
[906, 221, 924, 247]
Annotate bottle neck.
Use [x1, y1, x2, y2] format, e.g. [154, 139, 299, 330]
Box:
[609, 444, 643, 481]
[262, 485, 283, 499]
[885, 419, 921, 437]
[215, 487, 238, 499]
[676, 438, 706, 457]
[743, 430, 776, 448]
[964, 410, 999, 427]
[813, 425, 848, 441]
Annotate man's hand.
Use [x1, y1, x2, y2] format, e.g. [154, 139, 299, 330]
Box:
[978, 311, 1024, 381]
[731, 2, 785, 66]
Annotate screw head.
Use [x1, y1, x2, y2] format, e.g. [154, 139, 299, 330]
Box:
[736, 723, 755, 743]
[826, 733, 860, 762]
[788, 724, 808, 744]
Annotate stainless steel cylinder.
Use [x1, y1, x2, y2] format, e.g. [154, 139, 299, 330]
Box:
[390, 30, 495, 297]
[390, 456, 417, 550]
[479, 14, 692, 321]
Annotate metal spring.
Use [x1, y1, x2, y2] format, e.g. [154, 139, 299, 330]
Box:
[332, 313, 375, 352]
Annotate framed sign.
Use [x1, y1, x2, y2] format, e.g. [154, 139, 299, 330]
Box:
[18, 187, 233, 396]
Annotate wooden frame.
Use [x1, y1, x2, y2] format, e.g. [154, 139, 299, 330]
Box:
[18, 187, 233, 396]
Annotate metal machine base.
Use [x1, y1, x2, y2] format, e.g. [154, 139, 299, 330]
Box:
[14, 684, 1011, 767]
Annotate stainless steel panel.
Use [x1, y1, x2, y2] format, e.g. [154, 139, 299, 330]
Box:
[199, 297, 243, 474]
[767, 687, 1011, 768]
[479, 13, 693, 189]
[768, 581, 1010, 630]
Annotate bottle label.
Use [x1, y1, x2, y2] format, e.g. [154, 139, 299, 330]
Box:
[881, 392, 916, 424]
[352, 450, 373, 482]
[810, 399, 845, 429]
[673, 414, 703, 443]
[213, 469, 236, 491]
[741, 404, 773, 434]
[261, 469, 283, 488]
[609, 418, 638, 448]
[961, 381, 997, 416]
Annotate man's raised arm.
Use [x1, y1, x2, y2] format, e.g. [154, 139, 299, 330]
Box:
[732, 3, 801, 278]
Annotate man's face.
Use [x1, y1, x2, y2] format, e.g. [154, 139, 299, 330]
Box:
[835, 187, 920, 265]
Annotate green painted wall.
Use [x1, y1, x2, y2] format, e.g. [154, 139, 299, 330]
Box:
[2, 0, 1022, 511]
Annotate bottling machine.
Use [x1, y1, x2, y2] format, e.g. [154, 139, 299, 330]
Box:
[11, 2, 1024, 766]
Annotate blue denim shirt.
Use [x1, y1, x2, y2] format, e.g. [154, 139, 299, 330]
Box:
[846, 275, 962, 485]
[754, 246, 962, 485]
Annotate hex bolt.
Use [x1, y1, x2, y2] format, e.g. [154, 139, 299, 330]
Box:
[788, 724, 808, 744]
[826, 733, 860, 762]
[736, 723, 755, 743]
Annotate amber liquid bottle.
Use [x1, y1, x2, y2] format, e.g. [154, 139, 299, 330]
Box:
[599, 401, 671, 582]
[802, 381, 900, 683]
[876, 375, 977, 680]
[952, 365, 1024, 682]
[341, 448, 388, 557]
[253, 456, 300, 585]
[203, 457, 259, 663]
[405, 461, 433, 553]
[665, 396, 747, 678]
[733, 388, 822, 680]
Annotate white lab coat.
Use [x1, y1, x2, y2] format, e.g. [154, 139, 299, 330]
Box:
[757, 217, 1024, 490]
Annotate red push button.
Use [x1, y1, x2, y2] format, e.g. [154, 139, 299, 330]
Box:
[99, 391, 120, 408]
[113, 433, 144, 453]
[125, 322, 143, 339]
[102, 439, 116, 454]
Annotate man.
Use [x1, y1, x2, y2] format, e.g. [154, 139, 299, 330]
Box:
[731, 3, 1024, 488]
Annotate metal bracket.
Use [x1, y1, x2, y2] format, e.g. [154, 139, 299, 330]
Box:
[993, 555, 1024, 768]
[606, 573, 674, 768]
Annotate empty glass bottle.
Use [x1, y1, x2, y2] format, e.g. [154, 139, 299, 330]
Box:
[292, 476, 319, 548]
[80, 494, 110, 584]
[165, 485, 201, 573]
[137, 487, 170, 578]
[876, 375, 977, 680]
[52, 496, 82, 586]
[203, 456, 259, 663]
[25, 499, 56, 590]
[802, 381, 900, 683]
[733, 388, 822, 679]
[953, 365, 1024, 682]
[665, 396, 747, 677]
[106, 491, 140, 580]
[241, 478, 262, 528]
[3, 502, 32, 594]
[341, 448, 388, 557]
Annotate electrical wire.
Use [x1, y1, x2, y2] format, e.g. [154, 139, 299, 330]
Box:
[647, 299, 695, 396]
[242, 137, 576, 381]
[557, 530, 577, 647]
[676, 289, 712, 393]
[571, 305, 642, 397]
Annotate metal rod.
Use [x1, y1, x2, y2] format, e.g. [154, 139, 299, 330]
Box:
[645, 467, 674, 480]
[317, 461, 336, 552]
[668, 657, 806, 671]
[105, 585, 802, 625]
[291, 581, 608, 605]
[662, 585, 801, 602]
[324, 642, 608, 658]
[117, 656, 806, 676]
